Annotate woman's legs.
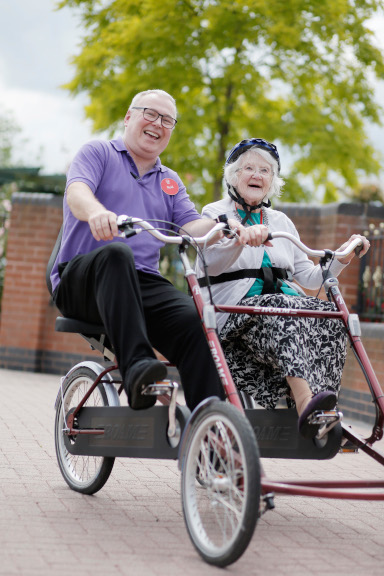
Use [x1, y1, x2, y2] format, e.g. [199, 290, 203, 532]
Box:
[287, 375, 337, 438]
[286, 376, 313, 416]
[220, 293, 347, 410]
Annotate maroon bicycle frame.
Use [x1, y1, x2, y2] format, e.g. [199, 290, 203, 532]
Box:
[182, 248, 384, 500]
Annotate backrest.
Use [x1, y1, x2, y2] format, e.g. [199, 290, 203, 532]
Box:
[46, 225, 63, 296]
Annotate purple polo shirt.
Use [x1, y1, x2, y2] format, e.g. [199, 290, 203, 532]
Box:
[50, 137, 201, 293]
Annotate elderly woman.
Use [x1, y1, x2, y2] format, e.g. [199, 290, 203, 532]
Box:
[197, 138, 370, 438]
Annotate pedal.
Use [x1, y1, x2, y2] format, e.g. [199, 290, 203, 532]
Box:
[142, 379, 176, 396]
[339, 439, 359, 454]
[308, 409, 343, 440]
[142, 380, 180, 441]
[259, 493, 275, 516]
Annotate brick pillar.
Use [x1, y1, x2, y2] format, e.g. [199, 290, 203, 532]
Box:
[0, 192, 99, 373]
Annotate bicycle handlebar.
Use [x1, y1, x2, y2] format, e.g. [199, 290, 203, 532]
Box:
[116, 215, 226, 245]
[116, 215, 363, 258]
[267, 231, 364, 259]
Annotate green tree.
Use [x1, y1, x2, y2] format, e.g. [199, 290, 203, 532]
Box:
[58, 0, 384, 207]
[0, 112, 20, 167]
[348, 181, 384, 203]
[0, 112, 20, 305]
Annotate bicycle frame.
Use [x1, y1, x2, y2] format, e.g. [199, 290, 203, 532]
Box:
[55, 216, 384, 500]
[178, 239, 384, 499]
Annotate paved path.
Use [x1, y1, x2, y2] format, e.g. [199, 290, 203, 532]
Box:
[0, 368, 383, 575]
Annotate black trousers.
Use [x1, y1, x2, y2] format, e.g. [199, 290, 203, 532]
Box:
[54, 243, 224, 410]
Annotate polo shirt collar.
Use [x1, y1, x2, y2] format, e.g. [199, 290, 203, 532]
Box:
[110, 137, 166, 173]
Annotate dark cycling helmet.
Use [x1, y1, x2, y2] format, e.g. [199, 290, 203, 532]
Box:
[225, 138, 281, 172]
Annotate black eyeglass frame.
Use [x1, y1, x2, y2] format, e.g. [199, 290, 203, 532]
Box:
[130, 107, 178, 129]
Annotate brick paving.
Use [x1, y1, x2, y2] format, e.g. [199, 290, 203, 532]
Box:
[0, 368, 383, 576]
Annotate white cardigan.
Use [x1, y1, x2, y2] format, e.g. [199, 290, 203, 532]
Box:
[197, 197, 348, 333]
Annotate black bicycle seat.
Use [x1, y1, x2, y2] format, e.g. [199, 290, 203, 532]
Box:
[55, 316, 105, 336]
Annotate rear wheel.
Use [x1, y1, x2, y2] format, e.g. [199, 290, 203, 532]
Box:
[181, 402, 261, 567]
[55, 363, 120, 494]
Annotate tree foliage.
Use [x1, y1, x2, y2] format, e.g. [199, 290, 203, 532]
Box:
[348, 181, 384, 203]
[58, 0, 384, 207]
[0, 112, 20, 167]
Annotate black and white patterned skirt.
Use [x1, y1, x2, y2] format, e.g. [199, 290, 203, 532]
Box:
[220, 293, 347, 409]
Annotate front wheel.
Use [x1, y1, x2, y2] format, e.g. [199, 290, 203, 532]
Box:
[181, 402, 261, 567]
[55, 363, 120, 495]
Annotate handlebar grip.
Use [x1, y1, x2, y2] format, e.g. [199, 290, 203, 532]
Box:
[267, 232, 273, 241]
[117, 215, 140, 238]
[123, 229, 140, 239]
[116, 215, 132, 231]
[354, 244, 364, 257]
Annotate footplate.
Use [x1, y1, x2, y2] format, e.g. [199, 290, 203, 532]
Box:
[63, 403, 190, 459]
[245, 408, 342, 459]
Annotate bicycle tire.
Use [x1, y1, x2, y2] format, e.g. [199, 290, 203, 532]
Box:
[181, 402, 261, 567]
[55, 363, 119, 495]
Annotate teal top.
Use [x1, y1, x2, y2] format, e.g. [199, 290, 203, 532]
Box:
[237, 209, 300, 297]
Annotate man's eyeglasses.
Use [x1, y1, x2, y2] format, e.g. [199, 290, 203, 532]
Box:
[131, 107, 177, 129]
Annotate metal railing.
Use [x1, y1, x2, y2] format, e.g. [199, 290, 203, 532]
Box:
[357, 222, 384, 322]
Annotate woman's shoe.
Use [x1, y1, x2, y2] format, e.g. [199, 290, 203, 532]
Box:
[298, 391, 337, 439]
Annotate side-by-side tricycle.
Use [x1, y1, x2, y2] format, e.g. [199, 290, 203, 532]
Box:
[47, 216, 384, 567]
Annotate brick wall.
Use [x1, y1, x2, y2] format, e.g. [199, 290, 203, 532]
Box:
[276, 201, 384, 309]
[0, 193, 383, 424]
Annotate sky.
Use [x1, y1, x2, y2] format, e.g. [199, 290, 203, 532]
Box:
[0, 0, 384, 183]
[0, 0, 100, 174]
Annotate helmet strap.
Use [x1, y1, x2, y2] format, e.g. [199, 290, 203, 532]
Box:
[227, 184, 271, 225]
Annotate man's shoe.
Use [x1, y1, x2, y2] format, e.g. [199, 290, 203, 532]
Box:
[125, 358, 168, 410]
[298, 391, 337, 439]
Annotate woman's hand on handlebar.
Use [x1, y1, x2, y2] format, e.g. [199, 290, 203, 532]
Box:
[228, 219, 272, 248]
[336, 234, 370, 265]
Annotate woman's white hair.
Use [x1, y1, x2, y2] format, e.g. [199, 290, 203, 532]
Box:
[129, 90, 177, 117]
[224, 147, 284, 199]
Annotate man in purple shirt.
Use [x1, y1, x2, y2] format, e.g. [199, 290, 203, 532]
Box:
[51, 89, 260, 410]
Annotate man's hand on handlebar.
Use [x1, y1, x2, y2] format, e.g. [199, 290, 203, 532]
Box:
[88, 209, 119, 241]
[336, 234, 370, 265]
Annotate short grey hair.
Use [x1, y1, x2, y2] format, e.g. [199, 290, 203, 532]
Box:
[224, 147, 284, 199]
[129, 90, 177, 117]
